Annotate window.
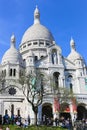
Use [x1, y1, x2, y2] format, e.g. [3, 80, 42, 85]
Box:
[70, 83, 73, 93]
[5, 109, 8, 115]
[17, 109, 20, 116]
[23, 45, 26, 48]
[9, 69, 12, 76]
[13, 69, 16, 76]
[40, 56, 44, 59]
[2, 70, 6, 77]
[35, 56, 38, 61]
[33, 42, 37, 45]
[40, 42, 44, 45]
[9, 69, 16, 76]
[28, 43, 31, 46]
[46, 43, 50, 46]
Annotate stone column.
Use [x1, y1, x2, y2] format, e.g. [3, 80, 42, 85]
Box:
[37, 105, 42, 125]
[69, 102, 77, 126]
[53, 99, 59, 126]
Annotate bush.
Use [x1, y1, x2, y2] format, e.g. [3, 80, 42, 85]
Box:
[3, 125, 67, 130]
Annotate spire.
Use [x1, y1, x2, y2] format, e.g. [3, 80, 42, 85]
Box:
[70, 37, 76, 51]
[34, 5, 40, 24]
[10, 33, 16, 48]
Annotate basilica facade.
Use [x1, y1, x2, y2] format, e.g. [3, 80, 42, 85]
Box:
[0, 6, 87, 124]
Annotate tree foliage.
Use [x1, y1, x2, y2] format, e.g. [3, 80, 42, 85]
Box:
[19, 70, 44, 125]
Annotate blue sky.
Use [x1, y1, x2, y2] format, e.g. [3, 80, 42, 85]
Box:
[0, 0, 87, 62]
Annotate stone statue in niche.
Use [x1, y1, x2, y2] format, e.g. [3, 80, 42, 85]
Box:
[53, 52, 57, 64]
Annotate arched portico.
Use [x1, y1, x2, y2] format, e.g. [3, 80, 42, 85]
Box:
[59, 103, 71, 120]
[42, 103, 53, 118]
[77, 103, 87, 120]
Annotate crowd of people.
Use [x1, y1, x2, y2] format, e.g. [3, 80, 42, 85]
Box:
[0, 113, 87, 130]
[1, 113, 30, 129]
[42, 115, 72, 129]
[42, 115, 87, 130]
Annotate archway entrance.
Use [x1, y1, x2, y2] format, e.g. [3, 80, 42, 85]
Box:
[42, 103, 53, 125]
[60, 103, 71, 120]
[77, 105, 87, 120]
[42, 103, 53, 118]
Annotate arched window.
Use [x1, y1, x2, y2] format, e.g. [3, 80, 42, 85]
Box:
[35, 56, 38, 61]
[67, 75, 72, 82]
[2, 70, 6, 77]
[9, 69, 12, 76]
[13, 69, 16, 76]
[40, 56, 44, 59]
[17, 109, 20, 116]
[67, 75, 73, 92]
[5, 109, 8, 115]
[53, 72, 60, 91]
[70, 83, 73, 93]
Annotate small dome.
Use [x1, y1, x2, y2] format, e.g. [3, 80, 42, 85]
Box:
[21, 6, 54, 45]
[67, 38, 83, 62]
[2, 48, 22, 64]
[67, 50, 82, 62]
[1, 35, 23, 65]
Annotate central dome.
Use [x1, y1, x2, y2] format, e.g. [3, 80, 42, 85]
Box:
[21, 6, 54, 45]
[21, 24, 54, 44]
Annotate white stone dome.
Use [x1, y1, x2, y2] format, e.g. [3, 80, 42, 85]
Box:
[21, 6, 54, 45]
[21, 24, 54, 44]
[67, 50, 82, 62]
[67, 38, 83, 62]
[1, 35, 23, 65]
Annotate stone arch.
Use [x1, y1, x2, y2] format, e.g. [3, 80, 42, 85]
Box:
[77, 103, 87, 120]
[60, 102, 71, 120]
[65, 73, 74, 92]
[53, 72, 60, 90]
[42, 103, 53, 119]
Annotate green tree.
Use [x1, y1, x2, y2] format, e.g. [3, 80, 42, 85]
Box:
[19, 70, 44, 125]
[50, 76, 77, 114]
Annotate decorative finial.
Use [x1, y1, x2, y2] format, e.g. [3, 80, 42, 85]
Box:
[70, 37, 76, 51]
[11, 33, 16, 43]
[10, 33, 16, 47]
[36, 5, 38, 8]
[34, 6, 40, 24]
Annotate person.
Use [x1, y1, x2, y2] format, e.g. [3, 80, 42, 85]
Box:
[6, 126, 10, 130]
[43, 115, 46, 125]
[55, 117, 59, 126]
[23, 120, 28, 128]
[16, 120, 20, 126]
